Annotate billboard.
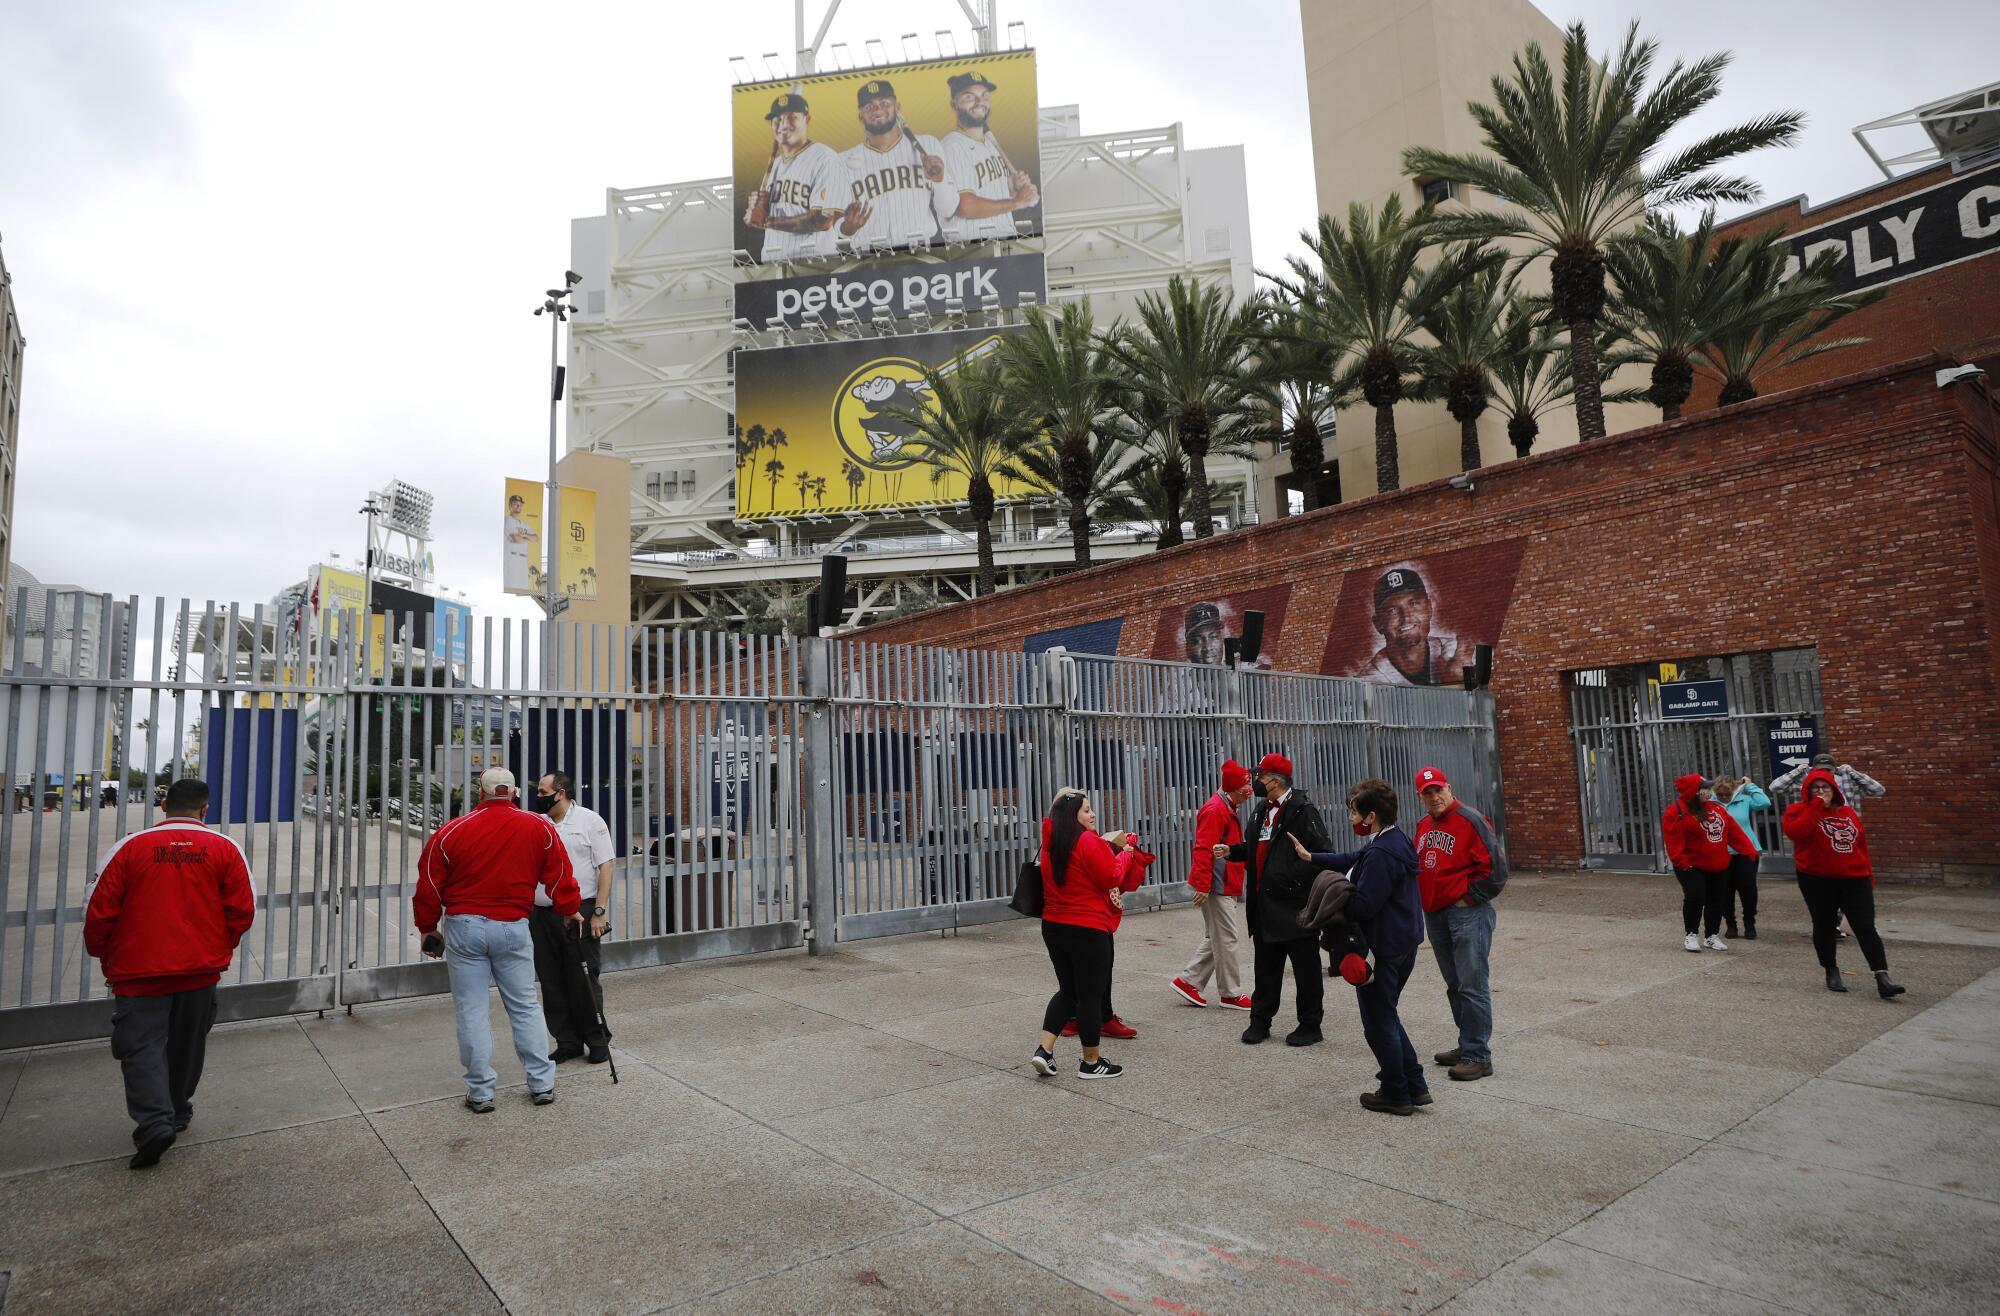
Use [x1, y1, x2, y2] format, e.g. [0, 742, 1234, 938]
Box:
[503, 478, 541, 596]
[733, 324, 1035, 518]
[731, 50, 1043, 263]
[1318, 540, 1527, 686]
[735, 251, 1046, 330]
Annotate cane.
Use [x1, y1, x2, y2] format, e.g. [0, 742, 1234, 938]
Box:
[571, 919, 619, 1084]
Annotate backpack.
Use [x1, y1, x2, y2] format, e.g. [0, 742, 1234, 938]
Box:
[1007, 857, 1045, 918]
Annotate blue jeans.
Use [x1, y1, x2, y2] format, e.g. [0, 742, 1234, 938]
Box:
[442, 914, 554, 1101]
[1425, 901, 1496, 1062]
[1353, 949, 1426, 1104]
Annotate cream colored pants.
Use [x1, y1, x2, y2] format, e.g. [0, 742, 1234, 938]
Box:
[1181, 894, 1243, 998]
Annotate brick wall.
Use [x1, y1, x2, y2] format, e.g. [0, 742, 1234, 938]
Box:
[853, 355, 2000, 882]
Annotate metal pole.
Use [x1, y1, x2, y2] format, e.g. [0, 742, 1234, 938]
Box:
[546, 305, 562, 623]
[800, 635, 838, 955]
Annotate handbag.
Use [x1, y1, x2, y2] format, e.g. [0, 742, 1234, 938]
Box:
[1008, 858, 1045, 918]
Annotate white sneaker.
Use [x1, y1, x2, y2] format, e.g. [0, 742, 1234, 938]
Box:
[1705, 934, 1729, 951]
[1684, 933, 1703, 952]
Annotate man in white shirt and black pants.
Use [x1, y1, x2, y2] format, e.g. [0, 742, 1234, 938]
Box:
[529, 771, 615, 1065]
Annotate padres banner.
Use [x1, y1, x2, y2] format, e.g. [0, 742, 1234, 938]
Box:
[503, 478, 541, 597]
[732, 49, 1042, 266]
[558, 486, 598, 601]
[733, 324, 1034, 519]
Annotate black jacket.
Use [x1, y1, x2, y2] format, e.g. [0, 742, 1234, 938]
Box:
[1225, 789, 1333, 941]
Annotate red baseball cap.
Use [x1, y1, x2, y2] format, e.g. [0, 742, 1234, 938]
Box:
[1256, 753, 1294, 778]
[1414, 767, 1449, 792]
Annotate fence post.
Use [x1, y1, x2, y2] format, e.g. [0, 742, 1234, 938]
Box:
[1473, 687, 1507, 853]
[1362, 679, 1382, 782]
[1033, 648, 1074, 801]
[800, 636, 840, 956]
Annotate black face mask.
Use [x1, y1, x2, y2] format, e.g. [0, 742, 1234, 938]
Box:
[528, 792, 558, 814]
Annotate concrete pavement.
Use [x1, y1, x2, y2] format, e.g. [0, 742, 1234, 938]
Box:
[1, 871, 1995, 1314]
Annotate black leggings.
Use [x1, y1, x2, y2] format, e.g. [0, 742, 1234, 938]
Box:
[1674, 867, 1729, 936]
[1727, 853, 1760, 924]
[1797, 873, 1888, 973]
[1042, 921, 1114, 1046]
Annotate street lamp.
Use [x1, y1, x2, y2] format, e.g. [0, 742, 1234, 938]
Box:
[534, 271, 584, 619]
[358, 492, 383, 664]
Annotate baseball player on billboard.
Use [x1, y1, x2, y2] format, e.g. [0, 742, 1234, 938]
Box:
[938, 69, 1040, 241]
[838, 79, 953, 251]
[743, 90, 845, 262]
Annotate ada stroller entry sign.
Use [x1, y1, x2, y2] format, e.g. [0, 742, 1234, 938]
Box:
[1768, 716, 1818, 780]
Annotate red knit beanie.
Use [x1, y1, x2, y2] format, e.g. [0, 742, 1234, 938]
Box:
[1220, 760, 1250, 791]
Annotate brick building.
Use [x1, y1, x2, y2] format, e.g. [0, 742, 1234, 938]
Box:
[850, 355, 2000, 883]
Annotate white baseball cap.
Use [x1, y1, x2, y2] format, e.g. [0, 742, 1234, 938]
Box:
[479, 767, 517, 795]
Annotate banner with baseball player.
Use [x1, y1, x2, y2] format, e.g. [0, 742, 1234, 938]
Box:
[1317, 540, 1527, 687]
[1149, 587, 1294, 670]
[732, 324, 1036, 518]
[732, 50, 1043, 264]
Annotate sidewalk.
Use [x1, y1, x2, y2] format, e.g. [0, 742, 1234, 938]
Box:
[1, 873, 1996, 1314]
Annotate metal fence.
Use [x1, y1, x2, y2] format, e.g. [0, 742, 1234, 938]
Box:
[0, 592, 1501, 1046]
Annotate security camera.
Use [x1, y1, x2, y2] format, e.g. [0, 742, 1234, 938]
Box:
[565, 270, 583, 286]
[1937, 364, 1986, 388]
[1448, 473, 1475, 493]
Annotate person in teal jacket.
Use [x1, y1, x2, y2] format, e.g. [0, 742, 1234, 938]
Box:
[1711, 777, 1771, 939]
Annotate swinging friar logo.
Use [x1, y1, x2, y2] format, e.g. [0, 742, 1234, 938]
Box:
[832, 335, 1007, 495]
[1820, 815, 1859, 854]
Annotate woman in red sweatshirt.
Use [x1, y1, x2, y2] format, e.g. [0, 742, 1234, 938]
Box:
[1784, 769, 1906, 998]
[1029, 789, 1149, 1080]
[1662, 773, 1757, 953]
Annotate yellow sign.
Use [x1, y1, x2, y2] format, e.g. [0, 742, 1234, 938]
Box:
[558, 486, 598, 601]
[504, 478, 542, 597]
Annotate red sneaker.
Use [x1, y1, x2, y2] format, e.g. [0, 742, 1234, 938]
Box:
[1217, 995, 1252, 1011]
[1170, 977, 1207, 1007]
[1060, 1019, 1079, 1038]
[1101, 1016, 1138, 1039]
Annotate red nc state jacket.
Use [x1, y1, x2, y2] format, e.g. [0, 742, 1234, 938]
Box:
[1661, 794, 1757, 872]
[85, 819, 257, 996]
[1782, 769, 1874, 880]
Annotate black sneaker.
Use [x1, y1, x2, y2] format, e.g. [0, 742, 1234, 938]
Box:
[531, 1089, 557, 1106]
[1077, 1057, 1124, 1080]
[586, 1044, 610, 1065]
[549, 1044, 585, 1064]
[1358, 1089, 1414, 1116]
[464, 1096, 495, 1114]
[1029, 1046, 1057, 1077]
[129, 1129, 175, 1169]
[1241, 1023, 1271, 1045]
[1285, 1025, 1323, 1047]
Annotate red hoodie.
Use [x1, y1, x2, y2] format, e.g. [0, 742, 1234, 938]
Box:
[1041, 818, 1148, 933]
[1783, 769, 1874, 880]
[414, 798, 580, 933]
[85, 819, 257, 996]
[1661, 775, 1756, 872]
[1189, 792, 1246, 898]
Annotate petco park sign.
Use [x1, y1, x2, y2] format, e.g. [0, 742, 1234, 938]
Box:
[735, 251, 1046, 330]
[1782, 161, 2000, 295]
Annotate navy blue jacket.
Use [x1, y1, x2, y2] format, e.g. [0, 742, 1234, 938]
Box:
[1309, 825, 1424, 961]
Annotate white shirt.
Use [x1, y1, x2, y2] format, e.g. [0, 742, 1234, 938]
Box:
[1258, 790, 1292, 842]
[759, 141, 844, 262]
[534, 802, 615, 905]
[939, 128, 1017, 241]
[839, 133, 953, 249]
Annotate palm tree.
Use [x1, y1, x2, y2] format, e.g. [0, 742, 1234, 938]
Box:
[1102, 387, 1190, 547]
[1014, 426, 1144, 548]
[1104, 276, 1260, 540]
[810, 475, 828, 507]
[1414, 265, 1512, 470]
[1488, 294, 1646, 458]
[875, 356, 1030, 596]
[1247, 298, 1346, 513]
[841, 459, 864, 505]
[1271, 201, 1498, 492]
[1000, 303, 1117, 566]
[1405, 20, 1803, 440]
[1696, 236, 1883, 406]
[1603, 211, 1768, 422]
[794, 469, 814, 506]
[736, 424, 766, 508]
[763, 428, 788, 511]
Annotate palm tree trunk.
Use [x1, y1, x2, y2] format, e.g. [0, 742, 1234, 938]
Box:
[1159, 458, 1187, 549]
[1568, 316, 1607, 440]
[1069, 500, 1091, 566]
[1717, 378, 1757, 406]
[975, 519, 995, 596]
[1289, 414, 1323, 513]
[1459, 415, 1481, 472]
[1374, 402, 1400, 493]
[1182, 408, 1212, 539]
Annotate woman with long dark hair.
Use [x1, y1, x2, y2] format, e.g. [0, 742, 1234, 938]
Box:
[1784, 769, 1905, 998]
[1030, 789, 1149, 1079]
[1661, 773, 1757, 952]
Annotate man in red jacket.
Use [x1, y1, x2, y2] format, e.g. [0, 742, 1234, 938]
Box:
[1171, 760, 1255, 1010]
[416, 767, 581, 1112]
[1413, 767, 1507, 1082]
[84, 778, 256, 1169]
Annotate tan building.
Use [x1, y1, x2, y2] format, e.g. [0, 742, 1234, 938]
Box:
[0, 236, 23, 647]
[1297, 0, 1651, 497]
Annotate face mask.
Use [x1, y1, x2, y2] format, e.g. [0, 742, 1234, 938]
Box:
[529, 792, 557, 814]
[1352, 821, 1371, 837]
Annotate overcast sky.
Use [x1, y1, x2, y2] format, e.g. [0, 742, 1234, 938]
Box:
[4, 0, 1994, 624]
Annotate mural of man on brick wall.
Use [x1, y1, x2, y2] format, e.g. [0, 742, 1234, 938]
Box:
[1152, 587, 1293, 670]
[1321, 542, 1527, 687]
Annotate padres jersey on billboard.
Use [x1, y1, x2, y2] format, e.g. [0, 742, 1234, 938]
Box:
[840, 134, 951, 249]
[761, 142, 844, 262]
[939, 130, 1018, 241]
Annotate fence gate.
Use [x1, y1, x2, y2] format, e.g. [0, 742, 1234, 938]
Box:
[1567, 649, 1824, 873]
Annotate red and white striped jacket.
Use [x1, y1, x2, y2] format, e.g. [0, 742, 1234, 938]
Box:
[414, 798, 579, 933]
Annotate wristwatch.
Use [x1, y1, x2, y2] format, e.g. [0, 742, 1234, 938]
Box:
[592, 905, 607, 918]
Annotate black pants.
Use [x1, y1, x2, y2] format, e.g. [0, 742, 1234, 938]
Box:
[109, 985, 218, 1147]
[530, 906, 608, 1047]
[1797, 873, 1888, 972]
[1674, 867, 1729, 936]
[1353, 949, 1425, 1104]
[1042, 920, 1114, 1046]
[1250, 934, 1324, 1029]
[1726, 853, 1760, 926]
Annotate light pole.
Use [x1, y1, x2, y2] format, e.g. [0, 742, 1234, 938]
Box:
[535, 272, 583, 619]
[358, 492, 382, 667]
